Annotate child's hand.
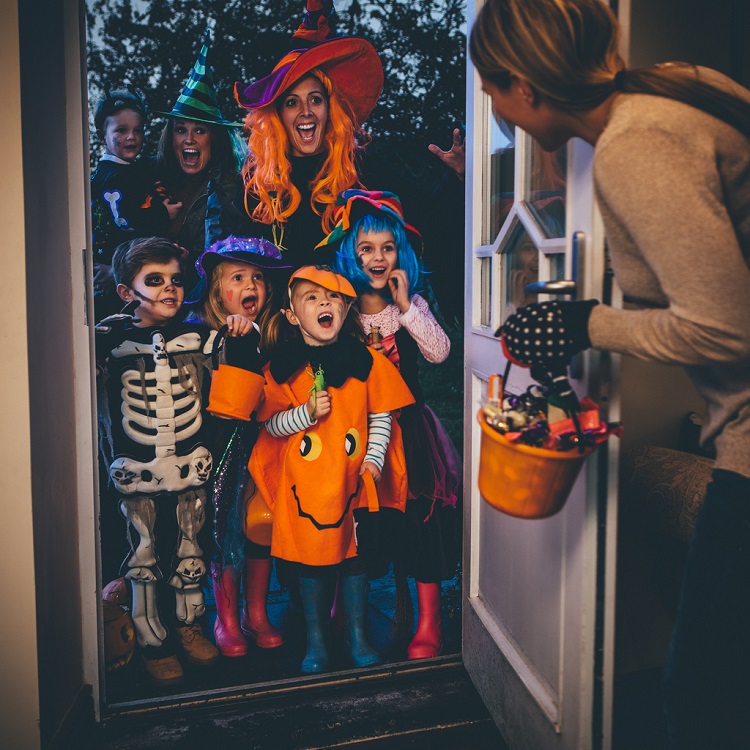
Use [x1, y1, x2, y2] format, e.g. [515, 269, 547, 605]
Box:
[163, 198, 183, 220]
[360, 460, 381, 483]
[368, 338, 384, 353]
[388, 269, 411, 314]
[226, 314, 254, 337]
[307, 389, 331, 421]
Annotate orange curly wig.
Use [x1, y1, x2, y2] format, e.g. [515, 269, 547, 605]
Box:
[242, 69, 368, 234]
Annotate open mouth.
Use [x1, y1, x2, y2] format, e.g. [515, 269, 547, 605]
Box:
[317, 311, 333, 329]
[368, 266, 387, 279]
[296, 122, 317, 145]
[181, 148, 201, 168]
[160, 297, 177, 307]
[241, 294, 257, 316]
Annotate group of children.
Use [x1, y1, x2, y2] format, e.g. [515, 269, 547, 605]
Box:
[94, 87, 461, 687]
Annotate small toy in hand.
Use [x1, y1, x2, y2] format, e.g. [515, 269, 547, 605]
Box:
[307, 365, 326, 412]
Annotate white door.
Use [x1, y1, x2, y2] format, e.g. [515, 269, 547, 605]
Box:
[461, 6, 621, 749]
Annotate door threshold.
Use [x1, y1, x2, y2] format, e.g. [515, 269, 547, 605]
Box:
[103, 654, 464, 719]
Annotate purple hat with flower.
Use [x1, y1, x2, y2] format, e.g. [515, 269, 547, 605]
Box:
[196, 235, 292, 278]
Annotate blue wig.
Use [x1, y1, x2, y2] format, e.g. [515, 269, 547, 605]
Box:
[333, 212, 426, 300]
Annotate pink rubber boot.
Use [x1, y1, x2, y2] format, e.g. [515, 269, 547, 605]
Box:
[407, 581, 443, 659]
[211, 563, 248, 657]
[241, 558, 284, 648]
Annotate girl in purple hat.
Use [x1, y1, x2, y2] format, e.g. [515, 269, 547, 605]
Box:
[194, 236, 291, 658]
[329, 190, 462, 660]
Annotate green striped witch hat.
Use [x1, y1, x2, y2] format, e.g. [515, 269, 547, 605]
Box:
[160, 26, 233, 125]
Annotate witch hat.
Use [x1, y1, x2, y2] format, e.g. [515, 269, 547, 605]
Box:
[234, 0, 383, 128]
[159, 26, 233, 126]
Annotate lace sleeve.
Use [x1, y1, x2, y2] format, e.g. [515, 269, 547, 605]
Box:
[400, 295, 451, 363]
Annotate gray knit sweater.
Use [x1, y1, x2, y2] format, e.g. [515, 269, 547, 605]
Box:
[589, 68, 750, 478]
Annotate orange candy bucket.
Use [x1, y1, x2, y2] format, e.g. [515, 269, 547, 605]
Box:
[477, 410, 595, 519]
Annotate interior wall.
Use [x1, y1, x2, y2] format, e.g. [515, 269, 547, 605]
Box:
[18, 0, 89, 745]
[0, 0, 41, 747]
[628, 0, 748, 86]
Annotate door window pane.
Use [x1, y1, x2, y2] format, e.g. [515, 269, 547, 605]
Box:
[502, 222, 539, 319]
[489, 119, 515, 242]
[526, 141, 566, 239]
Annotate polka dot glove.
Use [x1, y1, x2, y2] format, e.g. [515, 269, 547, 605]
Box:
[498, 300, 599, 370]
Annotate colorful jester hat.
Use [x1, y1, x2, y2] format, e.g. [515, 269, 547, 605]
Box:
[159, 26, 234, 126]
[234, 0, 383, 128]
[289, 264, 357, 299]
[315, 189, 423, 256]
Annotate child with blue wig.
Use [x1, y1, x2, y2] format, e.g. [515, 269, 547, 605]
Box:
[324, 189, 461, 660]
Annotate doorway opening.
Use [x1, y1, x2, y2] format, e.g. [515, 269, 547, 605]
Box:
[87, 0, 467, 713]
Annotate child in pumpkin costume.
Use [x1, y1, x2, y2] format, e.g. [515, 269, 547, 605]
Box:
[209, 265, 414, 673]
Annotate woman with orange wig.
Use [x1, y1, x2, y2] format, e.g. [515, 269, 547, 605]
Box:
[235, 0, 465, 272]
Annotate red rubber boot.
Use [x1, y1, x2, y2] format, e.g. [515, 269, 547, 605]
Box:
[211, 563, 248, 658]
[407, 581, 443, 659]
[241, 558, 284, 648]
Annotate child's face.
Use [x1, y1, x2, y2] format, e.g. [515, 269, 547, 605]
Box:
[172, 119, 212, 175]
[219, 261, 268, 322]
[99, 109, 144, 162]
[117, 258, 184, 327]
[355, 228, 398, 291]
[285, 280, 347, 346]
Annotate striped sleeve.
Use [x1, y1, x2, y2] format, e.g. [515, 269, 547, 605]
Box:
[364, 411, 392, 471]
[265, 404, 315, 437]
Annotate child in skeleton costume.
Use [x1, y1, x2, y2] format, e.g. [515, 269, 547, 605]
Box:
[208, 265, 414, 673]
[192, 236, 291, 658]
[327, 191, 461, 661]
[96, 237, 255, 684]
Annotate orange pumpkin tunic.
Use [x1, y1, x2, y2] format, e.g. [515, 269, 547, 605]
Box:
[249, 347, 414, 566]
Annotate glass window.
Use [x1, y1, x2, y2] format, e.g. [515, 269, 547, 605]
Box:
[526, 140, 566, 239]
[501, 221, 539, 319]
[488, 119, 515, 242]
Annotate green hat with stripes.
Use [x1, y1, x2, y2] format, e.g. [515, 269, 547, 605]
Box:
[159, 27, 233, 126]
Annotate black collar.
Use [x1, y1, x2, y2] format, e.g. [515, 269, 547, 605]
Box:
[269, 337, 373, 387]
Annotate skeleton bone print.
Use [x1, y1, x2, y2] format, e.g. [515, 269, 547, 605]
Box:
[104, 329, 216, 494]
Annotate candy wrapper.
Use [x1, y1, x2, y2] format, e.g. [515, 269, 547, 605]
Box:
[477, 370, 622, 519]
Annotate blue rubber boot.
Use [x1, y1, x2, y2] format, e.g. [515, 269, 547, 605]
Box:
[341, 572, 381, 668]
[299, 574, 331, 674]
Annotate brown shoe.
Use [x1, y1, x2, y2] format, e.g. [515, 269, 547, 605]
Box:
[141, 653, 184, 685]
[176, 623, 219, 666]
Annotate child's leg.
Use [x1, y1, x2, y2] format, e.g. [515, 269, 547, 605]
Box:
[170, 488, 218, 665]
[119, 496, 168, 649]
[241, 542, 284, 648]
[210, 562, 247, 657]
[408, 580, 443, 659]
[339, 557, 380, 668]
[120, 495, 184, 684]
[299, 564, 334, 673]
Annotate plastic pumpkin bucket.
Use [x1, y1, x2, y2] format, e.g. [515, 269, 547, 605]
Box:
[477, 410, 595, 519]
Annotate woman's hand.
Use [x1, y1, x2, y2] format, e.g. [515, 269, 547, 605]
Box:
[163, 198, 183, 220]
[360, 460, 381, 483]
[428, 127, 466, 181]
[307, 389, 331, 421]
[225, 314, 254, 337]
[388, 269, 411, 314]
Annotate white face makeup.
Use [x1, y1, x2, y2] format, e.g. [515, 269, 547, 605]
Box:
[101, 108, 144, 162]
